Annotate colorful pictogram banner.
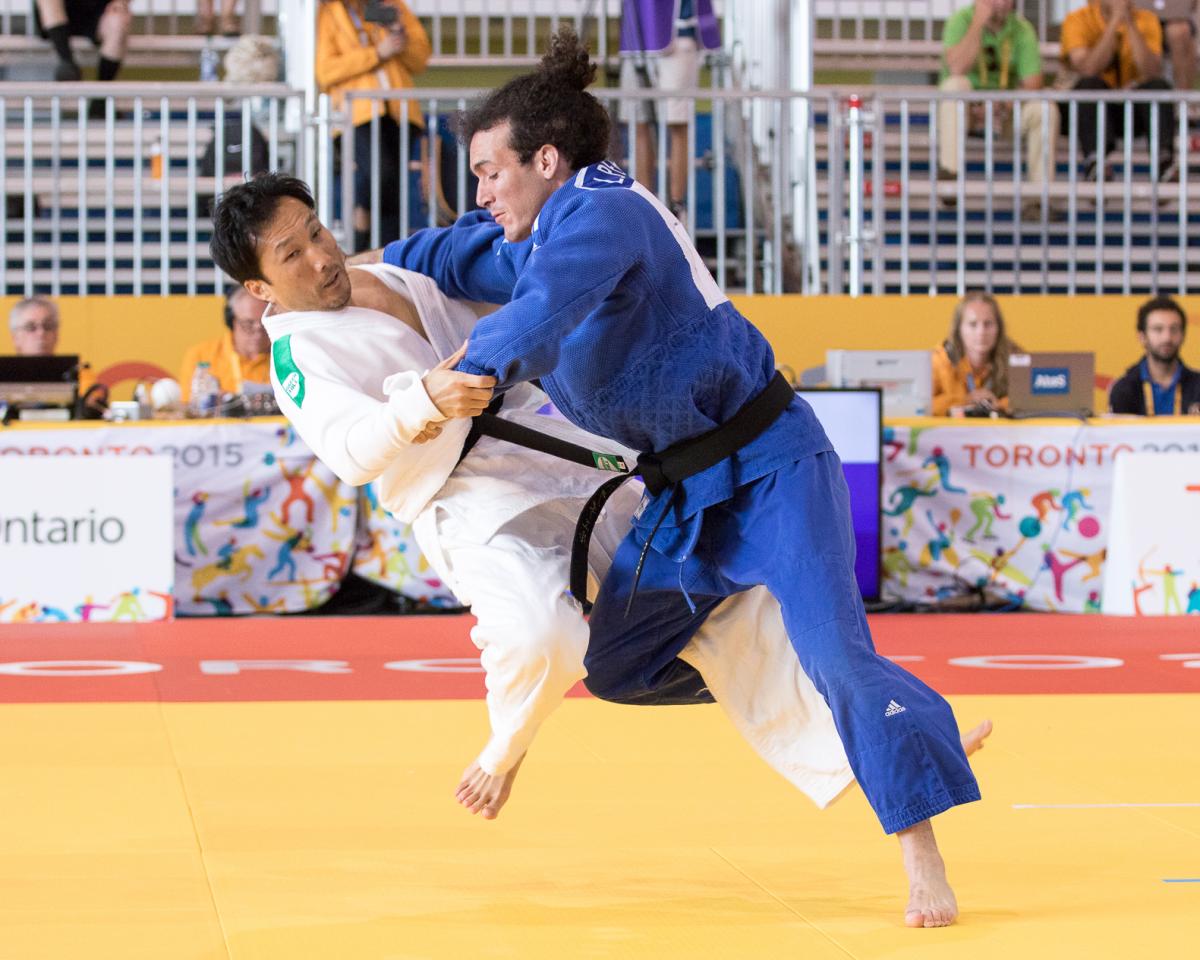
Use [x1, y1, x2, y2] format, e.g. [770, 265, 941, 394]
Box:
[881, 419, 1200, 613]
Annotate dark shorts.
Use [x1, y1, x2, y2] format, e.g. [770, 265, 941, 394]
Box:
[34, 0, 113, 42]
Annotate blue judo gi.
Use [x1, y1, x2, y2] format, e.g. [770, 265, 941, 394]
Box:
[383, 160, 979, 833]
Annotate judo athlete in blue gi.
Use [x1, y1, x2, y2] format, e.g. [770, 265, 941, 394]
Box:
[371, 28, 982, 928]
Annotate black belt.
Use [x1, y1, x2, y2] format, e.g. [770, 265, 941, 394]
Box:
[460, 371, 795, 612]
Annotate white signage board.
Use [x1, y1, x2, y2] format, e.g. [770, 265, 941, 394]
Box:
[1101, 452, 1200, 616]
[0, 457, 174, 622]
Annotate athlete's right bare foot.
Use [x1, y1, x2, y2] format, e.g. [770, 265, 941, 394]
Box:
[454, 754, 525, 820]
[961, 718, 993, 757]
[898, 819, 958, 928]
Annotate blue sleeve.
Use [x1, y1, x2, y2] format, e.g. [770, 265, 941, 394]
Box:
[455, 192, 640, 386]
[381, 210, 523, 303]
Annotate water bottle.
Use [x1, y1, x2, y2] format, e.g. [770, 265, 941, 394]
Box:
[189, 361, 220, 418]
[199, 41, 220, 82]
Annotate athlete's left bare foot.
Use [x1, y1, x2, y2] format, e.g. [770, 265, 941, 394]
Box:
[455, 754, 525, 819]
[961, 718, 993, 757]
[898, 819, 958, 927]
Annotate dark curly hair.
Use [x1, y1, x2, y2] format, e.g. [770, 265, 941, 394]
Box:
[209, 172, 315, 283]
[459, 26, 610, 169]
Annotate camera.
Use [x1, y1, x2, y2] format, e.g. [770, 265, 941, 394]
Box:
[363, 0, 399, 26]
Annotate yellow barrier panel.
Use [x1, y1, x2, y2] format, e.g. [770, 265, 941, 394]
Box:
[6, 293, 1200, 407]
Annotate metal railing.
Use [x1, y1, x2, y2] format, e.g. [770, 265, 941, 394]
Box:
[337, 83, 814, 295]
[843, 87, 1200, 296]
[6, 81, 1200, 297]
[0, 83, 300, 296]
[407, 0, 622, 67]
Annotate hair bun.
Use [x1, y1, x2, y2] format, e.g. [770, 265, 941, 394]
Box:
[540, 25, 596, 91]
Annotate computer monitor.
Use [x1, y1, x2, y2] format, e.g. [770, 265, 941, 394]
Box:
[0, 354, 79, 409]
[1007, 352, 1095, 418]
[796, 387, 883, 601]
[825, 349, 933, 417]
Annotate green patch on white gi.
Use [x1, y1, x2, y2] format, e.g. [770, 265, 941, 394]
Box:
[592, 452, 628, 473]
[273, 335, 305, 409]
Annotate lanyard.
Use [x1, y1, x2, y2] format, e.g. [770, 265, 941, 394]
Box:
[1142, 378, 1182, 417]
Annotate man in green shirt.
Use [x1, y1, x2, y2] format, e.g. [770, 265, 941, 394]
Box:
[939, 1, 1058, 213]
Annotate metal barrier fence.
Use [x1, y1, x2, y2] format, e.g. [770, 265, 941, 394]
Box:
[844, 87, 1200, 296]
[0, 83, 300, 296]
[5, 81, 1200, 297]
[814, 0, 1061, 44]
[406, 0, 622, 66]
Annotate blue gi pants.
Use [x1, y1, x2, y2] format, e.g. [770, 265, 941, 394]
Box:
[584, 451, 980, 834]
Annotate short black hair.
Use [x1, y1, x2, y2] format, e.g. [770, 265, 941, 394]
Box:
[458, 25, 609, 169]
[209, 173, 315, 283]
[1137, 295, 1187, 334]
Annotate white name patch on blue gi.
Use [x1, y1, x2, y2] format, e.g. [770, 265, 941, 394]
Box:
[577, 161, 632, 191]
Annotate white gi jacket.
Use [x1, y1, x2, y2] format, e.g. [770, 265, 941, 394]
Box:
[263, 265, 851, 803]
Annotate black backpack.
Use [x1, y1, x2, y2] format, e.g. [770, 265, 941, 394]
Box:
[200, 117, 270, 178]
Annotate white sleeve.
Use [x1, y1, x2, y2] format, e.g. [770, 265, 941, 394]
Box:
[271, 333, 446, 487]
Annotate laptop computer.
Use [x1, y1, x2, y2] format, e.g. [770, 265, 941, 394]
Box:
[0, 354, 80, 408]
[1136, 0, 1195, 21]
[1007, 352, 1095, 418]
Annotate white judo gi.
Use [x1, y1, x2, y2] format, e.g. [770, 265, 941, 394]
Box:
[262, 263, 852, 806]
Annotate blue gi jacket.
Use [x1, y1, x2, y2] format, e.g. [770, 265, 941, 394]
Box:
[383, 161, 833, 560]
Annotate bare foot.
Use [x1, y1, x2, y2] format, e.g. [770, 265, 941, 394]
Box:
[961, 718, 993, 757]
[454, 754, 525, 820]
[898, 819, 957, 927]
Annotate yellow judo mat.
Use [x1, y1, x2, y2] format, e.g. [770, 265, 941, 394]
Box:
[1, 692, 1197, 959]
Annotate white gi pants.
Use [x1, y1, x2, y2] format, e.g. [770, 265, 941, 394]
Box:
[433, 485, 853, 808]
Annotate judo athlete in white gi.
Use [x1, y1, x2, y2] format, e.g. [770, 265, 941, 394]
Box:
[368, 29, 991, 927]
[207, 173, 902, 825]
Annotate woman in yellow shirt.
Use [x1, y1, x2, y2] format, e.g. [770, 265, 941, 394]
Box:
[932, 291, 1021, 416]
[315, 0, 432, 250]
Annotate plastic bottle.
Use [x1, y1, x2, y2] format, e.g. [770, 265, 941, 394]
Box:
[149, 138, 163, 179]
[189, 361, 220, 418]
[199, 41, 220, 83]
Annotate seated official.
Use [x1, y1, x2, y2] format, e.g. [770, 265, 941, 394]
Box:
[932, 291, 1021, 416]
[179, 286, 270, 404]
[1109, 295, 1200, 415]
[7, 295, 107, 417]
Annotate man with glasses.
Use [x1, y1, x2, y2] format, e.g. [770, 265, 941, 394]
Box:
[7, 296, 107, 416]
[179, 286, 272, 407]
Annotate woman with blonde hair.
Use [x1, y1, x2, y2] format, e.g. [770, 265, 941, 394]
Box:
[932, 291, 1020, 416]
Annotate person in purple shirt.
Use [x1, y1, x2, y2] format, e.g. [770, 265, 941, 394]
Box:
[618, 0, 720, 217]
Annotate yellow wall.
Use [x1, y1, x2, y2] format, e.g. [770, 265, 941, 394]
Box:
[731, 294, 1200, 409]
[2, 295, 222, 400]
[6, 293, 1199, 405]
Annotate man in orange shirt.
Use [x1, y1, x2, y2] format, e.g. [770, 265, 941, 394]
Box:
[1061, 0, 1175, 181]
[179, 286, 270, 403]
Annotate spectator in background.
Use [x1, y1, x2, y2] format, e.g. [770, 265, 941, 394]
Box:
[1159, 0, 1198, 92]
[195, 0, 240, 37]
[939, 1, 1059, 219]
[179, 286, 270, 403]
[1108, 295, 1200, 414]
[619, 0, 721, 220]
[316, 0, 432, 252]
[1061, 0, 1175, 181]
[8, 296, 107, 416]
[932, 291, 1021, 416]
[35, 0, 131, 85]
